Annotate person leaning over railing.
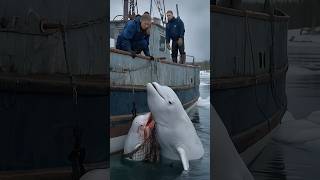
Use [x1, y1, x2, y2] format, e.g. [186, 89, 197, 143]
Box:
[116, 14, 154, 60]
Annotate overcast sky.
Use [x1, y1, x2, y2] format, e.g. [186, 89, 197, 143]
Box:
[110, 0, 210, 61]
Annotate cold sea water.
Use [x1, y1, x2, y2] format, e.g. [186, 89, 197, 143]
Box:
[249, 30, 320, 180]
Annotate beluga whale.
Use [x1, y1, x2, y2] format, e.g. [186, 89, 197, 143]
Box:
[146, 82, 204, 170]
[123, 113, 159, 162]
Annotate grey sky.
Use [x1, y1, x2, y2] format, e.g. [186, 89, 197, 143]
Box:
[110, 0, 210, 61]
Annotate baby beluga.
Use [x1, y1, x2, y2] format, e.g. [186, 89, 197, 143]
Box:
[123, 112, 159, 162]
[146, 82, 204, 170]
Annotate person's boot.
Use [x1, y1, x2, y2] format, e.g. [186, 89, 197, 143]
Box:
[172, 58, 177, 63]
[179, 54, 186, 64]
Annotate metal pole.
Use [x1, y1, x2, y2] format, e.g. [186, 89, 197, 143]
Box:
[150, 0, 152, 16]
[163, 0, 166, 22]
[176, 4, 179, 17]
[123, 0, 129, 20]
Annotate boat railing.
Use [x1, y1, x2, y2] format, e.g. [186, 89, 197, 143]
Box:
[110, 48, 200, 68]
[185, 55, 195, 65]
[210, 4, 289, 21]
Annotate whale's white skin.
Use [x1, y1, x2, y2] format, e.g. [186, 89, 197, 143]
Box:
[146, 82, 204, 170]
[212, 106, 254, 180]
[123, 112, 154, 160]
[80, 169, 109, 180]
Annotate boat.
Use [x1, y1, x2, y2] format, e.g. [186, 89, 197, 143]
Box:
[211, 0, 289, 164]
[0, 1, 108, 179]
[110, 0, 200, 154]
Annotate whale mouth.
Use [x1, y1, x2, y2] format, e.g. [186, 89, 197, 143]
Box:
[151, 82, 165, 100]
[146, 115, 153, 128]
[144, 114, 155, 136]
[124, 113, 159, 162]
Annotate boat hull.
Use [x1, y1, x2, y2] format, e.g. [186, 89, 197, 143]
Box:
[0, 0, 108, 177]
[211, 5, 289, 159]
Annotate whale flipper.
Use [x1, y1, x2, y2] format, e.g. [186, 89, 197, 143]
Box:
[177, 147, 189, 171]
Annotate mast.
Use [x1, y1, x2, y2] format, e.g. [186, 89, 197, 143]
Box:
[123, 0, 136, 20]
[150, 0, 153, 16]
[123, 0, 129, 20]
[176, 4, 179, 17]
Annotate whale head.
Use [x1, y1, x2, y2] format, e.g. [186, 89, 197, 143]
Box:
[146, 82, 186, 126]
[146, 82, 204, 170]
[123, 112, 155, 159]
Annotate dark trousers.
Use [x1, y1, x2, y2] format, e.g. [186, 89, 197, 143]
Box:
[171, 38, 185, 63]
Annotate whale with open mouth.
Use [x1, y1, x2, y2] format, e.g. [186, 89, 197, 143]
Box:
[146, 82, 204, 170]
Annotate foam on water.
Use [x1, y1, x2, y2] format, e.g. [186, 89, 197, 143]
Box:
[196, 97, 210, 108]
[273, 111, 320, 145]
[199, 82, 210, 86]
[200, 71, 210, 79]
[110, 38, 115, 48]
[80, 169, 109, 180]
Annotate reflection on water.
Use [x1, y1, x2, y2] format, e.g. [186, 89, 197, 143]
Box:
[110, 73, 210, 180]
[249, 31, 320, 180]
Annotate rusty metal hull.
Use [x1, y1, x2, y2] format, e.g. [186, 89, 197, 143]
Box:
[211, 5, 289, 155]
[0, 0, 108, 177]
[0, 91, 107, 168]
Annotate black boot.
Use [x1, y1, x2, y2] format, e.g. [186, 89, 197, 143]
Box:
[172, 58, 177, 63]
[179, 54, 186, 64]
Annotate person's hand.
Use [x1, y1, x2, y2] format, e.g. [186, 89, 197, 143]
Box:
[177, 38, 183, 46]
[166, 43, 171, 50]
[130, 50, 136, 58]
[149, 56, 154, 60]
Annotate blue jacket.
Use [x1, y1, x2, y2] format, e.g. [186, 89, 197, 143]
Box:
[116, 17, 150, 56]
[166, 17, 185, 42]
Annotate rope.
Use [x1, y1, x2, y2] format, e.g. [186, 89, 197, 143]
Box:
[61, 27, 85, 180]
[0, 16, 106, 36]
[128, 70, 137, 119]
[112, 60, 159, 118]
[154, 0, 165, 24]
[163, 0, 166, 22]
[269, 9, 285, 113]
[243, 14, 247, 75]
[150, 0, 153, 17]
[110, 60, 154, 81]
[245, 11, 271, 131]
[135, 0, 139, 15]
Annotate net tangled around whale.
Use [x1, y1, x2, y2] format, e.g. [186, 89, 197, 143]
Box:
[123, 124, 160, 162]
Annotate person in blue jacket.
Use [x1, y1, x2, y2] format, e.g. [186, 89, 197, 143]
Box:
[116, 14, 152, 58]
[165, 10, 186, 63]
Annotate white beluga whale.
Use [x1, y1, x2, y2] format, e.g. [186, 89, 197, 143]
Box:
[212, 106, 254, 180]
[123, 112, 158, 161]
[146, 82, 204, 170]
[80, 168, 109, 180]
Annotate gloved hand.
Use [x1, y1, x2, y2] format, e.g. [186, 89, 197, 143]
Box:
[130, 50, 136, 58]
[166, 43, 171, 50]
[149, 56, 154, 60]
[177, 38, 183, 47]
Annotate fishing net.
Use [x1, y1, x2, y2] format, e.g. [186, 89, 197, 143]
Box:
[123, 124, 160, 162]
